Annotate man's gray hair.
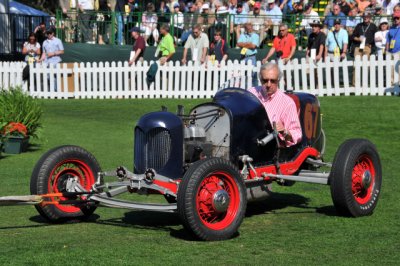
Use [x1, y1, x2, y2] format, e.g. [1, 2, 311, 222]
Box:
[259, 62, 283, 80]
[279, 23, 288, 30]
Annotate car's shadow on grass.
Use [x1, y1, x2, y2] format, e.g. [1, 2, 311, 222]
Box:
[14, 193, 336, 240]
[245, 192, 337, 216]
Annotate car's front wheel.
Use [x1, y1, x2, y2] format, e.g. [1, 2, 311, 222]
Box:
[177, 158, 247, 241]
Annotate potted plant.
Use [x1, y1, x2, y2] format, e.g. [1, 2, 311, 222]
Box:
[0, 87, 43, 154]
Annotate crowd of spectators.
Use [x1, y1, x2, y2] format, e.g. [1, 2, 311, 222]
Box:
[24, 0, 400, 67]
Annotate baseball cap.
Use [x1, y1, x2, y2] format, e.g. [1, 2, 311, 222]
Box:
[129, 27, 141, 33]
[379, 17, 388, 25]
[202, 3, 210, 10]
[334, 18, 341, 25]
[187, 2, 193, 8]
[310, 20, 323, 27]
[267, 0, 275, 4]
[237, 2, 243, 8]
[254, 2, 261, 8]
[173, 2, 180, 8]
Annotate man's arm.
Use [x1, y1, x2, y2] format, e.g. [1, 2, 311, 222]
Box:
[129, 48, 141, 65]
[262, 47, 276, 64]
[181, 48, 188, 64]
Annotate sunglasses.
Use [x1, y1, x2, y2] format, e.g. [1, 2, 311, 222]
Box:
[215, 34, 221, 36]
[261, 78, 278, 84]
[394, 17, 400, 20]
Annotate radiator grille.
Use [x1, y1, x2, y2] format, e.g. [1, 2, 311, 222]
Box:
[134, 127, 171, 173]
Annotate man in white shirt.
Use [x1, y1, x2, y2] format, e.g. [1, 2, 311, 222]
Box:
[182, 24, 210, 65]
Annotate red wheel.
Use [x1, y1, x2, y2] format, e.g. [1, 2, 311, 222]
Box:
[196, 171, 241, 230]
[330, 139, 382, 217]
[351, 155, 375, 205]
[47, 159, 96, 213]
[178, 158, 246, 241]
[30, 146, 101, 222]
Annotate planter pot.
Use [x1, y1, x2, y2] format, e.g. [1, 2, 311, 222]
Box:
[3, 136, 30, 154]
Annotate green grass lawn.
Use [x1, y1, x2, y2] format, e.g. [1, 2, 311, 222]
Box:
[0, 97, 399, 265]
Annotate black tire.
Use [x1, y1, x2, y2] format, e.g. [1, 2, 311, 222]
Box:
[177, 158, 247, 241]
[329, 139, 382, 217]
[30, 145, 101, 222]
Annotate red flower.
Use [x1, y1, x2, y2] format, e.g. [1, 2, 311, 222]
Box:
[2, 122, 28, 137]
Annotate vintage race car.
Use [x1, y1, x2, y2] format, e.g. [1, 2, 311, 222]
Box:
[29, 82, 382, 241]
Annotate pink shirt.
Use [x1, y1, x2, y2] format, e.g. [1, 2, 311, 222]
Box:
[248, 87, 302, 147]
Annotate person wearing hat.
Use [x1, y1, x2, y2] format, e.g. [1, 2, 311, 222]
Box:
[325, 18, 348, 61]
[265, 0, 283, 25]
[128, 27, 146, 65]
[386, 10, 400, 54]
[352, 12, 378, 58]
[306, 20, 326, 62]
[374, 17, 389, 56]
[172, 2, 184, 41]
[249, 2, 268, 45]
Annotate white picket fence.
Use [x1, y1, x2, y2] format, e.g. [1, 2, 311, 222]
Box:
[1, 54, 399, 99]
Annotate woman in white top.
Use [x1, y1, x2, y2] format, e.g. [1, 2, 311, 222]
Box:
[141, 3, 159, 46]
[374, 18, 389, 57]
[22, 33, 41, 64]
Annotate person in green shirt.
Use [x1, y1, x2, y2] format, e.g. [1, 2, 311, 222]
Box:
[157, 24, 175, 65]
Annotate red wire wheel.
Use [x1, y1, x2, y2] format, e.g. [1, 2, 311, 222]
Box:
[178, 158, 247, 241]
[30, 146, 101, 222]
[330, 139, 382, 217]
[351, 155, 376, 205]
[47, 159, 96, 213]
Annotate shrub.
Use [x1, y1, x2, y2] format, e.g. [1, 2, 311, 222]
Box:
[0, 87, 43, 139]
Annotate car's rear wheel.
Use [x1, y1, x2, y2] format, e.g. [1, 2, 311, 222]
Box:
[30, 145, 100, 222]
[177, 158, 247, 241]
[330, 139, 382, 217]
